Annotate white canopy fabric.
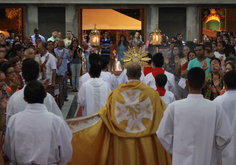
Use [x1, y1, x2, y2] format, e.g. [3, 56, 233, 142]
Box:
[82, 9, 141, 30]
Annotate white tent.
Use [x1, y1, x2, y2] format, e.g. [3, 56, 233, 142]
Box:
[82, 9, 141, 30]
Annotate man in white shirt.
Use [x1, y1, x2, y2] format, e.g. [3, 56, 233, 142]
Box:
[144, 53, 176, 96]
[155, 73, 175, 107]
[78, 61, 111, 116]
[37, 42, 57, 86]
[6, 59, 63, 125]
[157, 67, 232, 165]
[31, 28, 45, 44]
[214, 70, 236, 165]
[4, 81, 72, 165]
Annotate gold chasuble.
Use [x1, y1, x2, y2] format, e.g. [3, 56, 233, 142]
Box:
[66, 81, 172, 165]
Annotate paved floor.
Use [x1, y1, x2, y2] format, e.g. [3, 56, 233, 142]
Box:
[61, 85, 79, 119]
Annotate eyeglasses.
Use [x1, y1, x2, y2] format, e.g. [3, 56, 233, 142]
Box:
[15, 62, 22, 66]
[6, 71, 15, 75]
[0, 50, 5, 53]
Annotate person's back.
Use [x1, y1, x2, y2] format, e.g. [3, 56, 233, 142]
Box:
[78, 77, 111, 116]
[155, 73, 175, 107]
[6, 59, 63, 125]
[6, 86, 63, 124]
[214, 70, 236, 165]
[77, 61, 111, 116]
[157, 68, 231, 165]
[68, 62, 171, 165]
[160, 90, 175, 107]
[3, 81, 72, 165]
[144, 53, 176, 95]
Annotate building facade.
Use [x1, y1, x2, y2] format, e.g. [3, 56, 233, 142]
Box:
[1, 0, 236, 44]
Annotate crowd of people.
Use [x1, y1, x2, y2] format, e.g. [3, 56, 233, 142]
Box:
[0, 27, 235, 164]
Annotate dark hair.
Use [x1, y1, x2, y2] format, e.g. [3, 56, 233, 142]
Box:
[47, 41, 57, 58]
[67, 30, 72, 33]
[12, 40, 22, 48]
[195, 44, 205, 50]
[101, 57, 109, 70]
[171, 37, 177, 41]
[152, 53, 163, 67]
[0, 62, 13, 76]
[225, 57, 235, 64]
[185, 41, 195, 51]
[35, 37, 41, 43]
[223, 34, 229, 39]
[203, 42, 212, 50]
[187, 51, 196, 62]
[24, 80, 45, 104]
[11, 44, 23, 59]
[147, 53, 152, 65]
[89, 61, 101, 77]
[127, 62, 141, 78]
[103, 30, 108, 34]
[177, 33, 183, 37]
[52, 29, 58, 33]
[89, 53, 101, 65]
[155, 73, 167, 87]
[68, 40, 81, 58]
[211, 57, 221, 66]
[229, 32, 234, 36]
[187, 67, 205, 90]
[218, 41, 229, 57]
[217, 35, 223, 39]
[22, 59, 39, 82]
[171, 44, 185, 60]
[68, 39, 77, 49]
[8, 56, 21, 66]
[118, 35, 128, 47]
[226, 62, 236, 70]
[229, 45, 235, 56]
[34, 28, 40, 32]
[224, 70, 236, 89]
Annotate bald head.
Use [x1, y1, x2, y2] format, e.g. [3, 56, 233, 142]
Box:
[126, 62, 141, 80]
[58, 39, 64, 48]
[24, 48, 35, 60]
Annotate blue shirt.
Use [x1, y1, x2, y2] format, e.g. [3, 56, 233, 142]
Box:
[31, 34, 45, 44]
[5, 37, 14, 44]
[100, 38, 113, 56]
[187, 57, 212, 73]
[118, 44, 127, 61]
[54, 48, 72, 75]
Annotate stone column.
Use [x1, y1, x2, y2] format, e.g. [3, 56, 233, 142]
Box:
[26, 5, 38, 37]
[65, 5, 78, 38]
[186, 6, 199, 41]
[146, 5, 159, 41]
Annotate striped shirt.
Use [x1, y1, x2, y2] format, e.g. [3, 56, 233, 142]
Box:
[100, 38, 113, 56]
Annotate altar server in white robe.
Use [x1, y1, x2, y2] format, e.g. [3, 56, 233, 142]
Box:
[143, 53, 177, 96]
[79, 53, 117, 91]
[100, 57, 118, 90]
[6, 59, 63, 125]
[155, 73, 175, 107]
[77, 61, 111, 116]
[214, 70, 236, 165]
[4, 81, 72, 165]
[157, 67, 232, 165]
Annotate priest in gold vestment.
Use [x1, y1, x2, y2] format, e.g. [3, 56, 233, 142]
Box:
[66, 62, 172, 165]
